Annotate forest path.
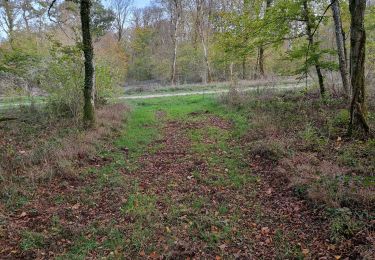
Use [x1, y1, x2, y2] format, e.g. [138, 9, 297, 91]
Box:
[1, 95, 354, 259]
[114, 104, 335, 259]
[0, 83, 304, 111]
[118, 83, 304, 100]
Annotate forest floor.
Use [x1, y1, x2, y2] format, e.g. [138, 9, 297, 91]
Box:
[0, 91, 374, 259]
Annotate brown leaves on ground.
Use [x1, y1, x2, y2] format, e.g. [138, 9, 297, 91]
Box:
[0, 108, 373, 259]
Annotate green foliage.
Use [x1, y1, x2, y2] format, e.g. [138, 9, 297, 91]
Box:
[127, 28, 154, 81]
[91, 0, 115, 38]
[0, 34, 44, 80]
[285, 42, 338, 76]
[42, 41, 84, 118]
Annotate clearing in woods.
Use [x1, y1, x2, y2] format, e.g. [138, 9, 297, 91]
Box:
[1, 94, 373, 259]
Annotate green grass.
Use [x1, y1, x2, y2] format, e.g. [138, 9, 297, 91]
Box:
[4, 88, 374, 259]
[20, 231, 46, 251]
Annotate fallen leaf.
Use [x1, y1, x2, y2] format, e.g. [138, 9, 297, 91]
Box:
[20, 212, 27, 217]
[215, 256, 221, 260]
[149, 251, 159, 259]
[219, 244, 227, 250]
[261, 227, 270, 235]
[72, 203, 80, 210]
[334, 256, 341, 260]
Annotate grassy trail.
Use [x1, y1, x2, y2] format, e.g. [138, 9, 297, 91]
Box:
[53, 96, 331, 258]
[1, 95, 371, 259]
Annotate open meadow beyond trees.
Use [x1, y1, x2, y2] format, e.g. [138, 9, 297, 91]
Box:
[1, 0, 375, 259]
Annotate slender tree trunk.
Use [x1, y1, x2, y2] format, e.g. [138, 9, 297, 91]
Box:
[201, 37, 212, 83]
[258, 46, 265, 78]
[196, 0, 212, 83]
[331, 0, 350, 97]
[80, 0, 95, 127]
[348, 0, 369, 135]
[242, 58, 246, 80]
[171, 17, 179, 85]
[303, 0, 325, 97]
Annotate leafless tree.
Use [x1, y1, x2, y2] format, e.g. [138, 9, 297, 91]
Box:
[111, 0, 133, 42]
[0, 0, 18, 44]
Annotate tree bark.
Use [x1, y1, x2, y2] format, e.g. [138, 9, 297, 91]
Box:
[331, 0, 350, 97]
[258, 46, 265, 78]
[303, 0, 325, 97]
[171, 18, 179, 85]
[242, 58, 246, 80]
[80, 0, 95, 127]
[196, 0, 212, 83]
[2, 0, 15, 46]
[348, 0, 369, 135]
[170, 0, 180, 85]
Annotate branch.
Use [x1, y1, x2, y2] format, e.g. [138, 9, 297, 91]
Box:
[311, 0, 336, 39]
[48, 0, 58, 22]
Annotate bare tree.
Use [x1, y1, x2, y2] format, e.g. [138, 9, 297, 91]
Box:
[348, 0, 369, 135]
[111, 0, 133, 42]
[0, 0, 18, 45]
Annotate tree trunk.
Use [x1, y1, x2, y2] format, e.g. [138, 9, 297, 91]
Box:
[80, 0, 95, 127]
[2, 0, 15, 46]
[196, 0, 212, 83]
[171, 18, 179, 85]
[303, 0, 325, 97]
[348, 0, 369, 135]
[258, 46, 265, 78]
[202, 37, 212, 83]
[331, 0, 350, 97]
[242, 58, 246, 80]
